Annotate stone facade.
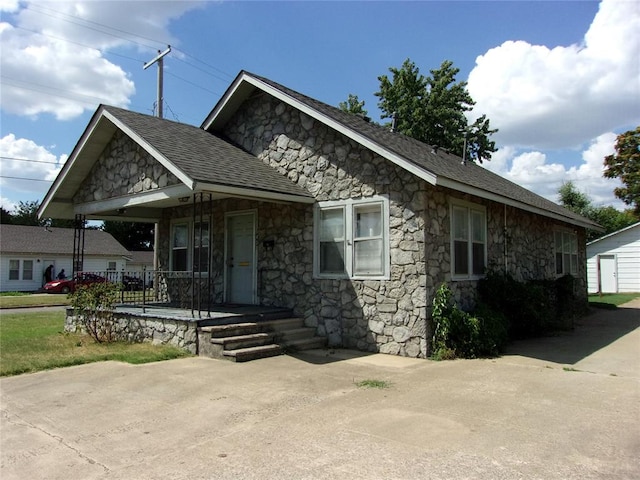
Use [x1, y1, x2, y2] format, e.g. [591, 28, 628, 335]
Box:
[65, 308, 198, 354]
[74, 131, 180, 204]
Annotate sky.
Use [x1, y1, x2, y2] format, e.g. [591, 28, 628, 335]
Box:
[1, 0, 639, 214]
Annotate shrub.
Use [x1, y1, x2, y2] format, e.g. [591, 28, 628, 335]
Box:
[69, 282, 121, 343]
[430, 283, 508, 360]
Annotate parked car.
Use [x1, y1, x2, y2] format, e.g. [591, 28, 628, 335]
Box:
[43, 273, 107, 294]
[122, 275, 144, 291]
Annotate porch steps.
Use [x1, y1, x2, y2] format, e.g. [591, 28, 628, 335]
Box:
[198, 316, 326, 362]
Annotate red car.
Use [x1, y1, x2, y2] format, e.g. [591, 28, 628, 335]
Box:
[43, 273, 107, 294]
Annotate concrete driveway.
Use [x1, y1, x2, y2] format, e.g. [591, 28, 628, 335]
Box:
[2, 301, 639, 480]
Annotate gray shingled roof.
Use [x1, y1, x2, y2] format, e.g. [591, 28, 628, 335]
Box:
[102, 106, 312, 200]
[238, 72, 600, 229]
[0, 225, 130, 257]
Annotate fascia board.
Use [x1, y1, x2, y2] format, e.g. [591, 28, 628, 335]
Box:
[203, 73, 438, 186]
[195, 182, 316, 204]
[438, 177, 603, 231]
[102, 111, 195, 189]
[74, 184, 192, 215]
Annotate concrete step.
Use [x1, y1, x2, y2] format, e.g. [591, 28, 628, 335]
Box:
[223, 344, 283, 362]
[211, 332, 275, 350]
[283, 336, 327, 352]
[276, 327, 318, 342]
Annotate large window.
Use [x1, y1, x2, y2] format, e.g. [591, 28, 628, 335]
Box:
[555, 231, 578, 276]
[451, 201, 486, 279]
[315, 197, 389, 279]
[8, 259, 33, 281]
[170, 221, 210, 273]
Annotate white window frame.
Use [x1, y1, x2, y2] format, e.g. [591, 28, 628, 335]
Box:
[170, 219, 211, 274]
[8, 259, 20, 280]
[450, 199, 487, 281]
[555, 230, 578, 276]
[8, 259, 33, 281]
[22, 260, 34, 280]
[314, 196, 390, 280]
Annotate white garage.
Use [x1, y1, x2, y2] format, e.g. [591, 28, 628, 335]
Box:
[586, 222, 640, 294]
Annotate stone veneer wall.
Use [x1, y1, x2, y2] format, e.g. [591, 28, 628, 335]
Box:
[64, 309, 198, 354]
[74, 131, 180, 204]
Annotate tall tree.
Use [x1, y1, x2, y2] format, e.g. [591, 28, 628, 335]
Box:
[603, 126, 640, 214]
[11, 200, 44, 226]
[375, 59, 497, 162]
[102, 221, 154, 251]
[0, 207, 13, 224]
[558, 181, 638, 241]
[338, 94, 368, 116]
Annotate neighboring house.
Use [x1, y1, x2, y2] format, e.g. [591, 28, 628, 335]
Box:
[38, 71, 600, 357]
[126, 250, 155, 274]
[0, 225, 130, 292]
[586, 222, 640, 294]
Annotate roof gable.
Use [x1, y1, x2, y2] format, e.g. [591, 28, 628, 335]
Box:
[587, 222, 640, 246]
[0, 225, 130, 257]
[202, 71, 601, 231]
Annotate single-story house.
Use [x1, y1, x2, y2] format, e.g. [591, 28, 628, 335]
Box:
[586, 222, 640, 294]
[38, 70, 599, 357]
[126, 250, 154, 274]
[0, 224, 130, 292]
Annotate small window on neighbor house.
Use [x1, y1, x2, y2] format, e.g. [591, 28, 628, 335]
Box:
[22, 260, 33, 280]
[9, 260, 19, 280]
[555, 231, 578, 276]
[107, 262, 117, 271]
[451, 202, 487, 279]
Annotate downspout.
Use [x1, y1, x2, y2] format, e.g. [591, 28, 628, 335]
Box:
[504, 204, 508, 274]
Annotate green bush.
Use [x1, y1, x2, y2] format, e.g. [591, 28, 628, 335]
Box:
[69, 282, 121, 343]
[430, 283, 508, 360]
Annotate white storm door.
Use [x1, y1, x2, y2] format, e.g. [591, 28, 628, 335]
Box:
[225, 212, 256, 304]
[599, 254, 617, 293]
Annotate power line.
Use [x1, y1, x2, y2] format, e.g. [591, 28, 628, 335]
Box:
[0, 156, 59, 165]
[0, 175, 52, 182]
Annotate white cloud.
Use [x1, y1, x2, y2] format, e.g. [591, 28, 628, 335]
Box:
[483, 133, 625, 208]
[0, 0, 203, 120]
[0, 133, 66, 197]
[467, 0, 640, 149]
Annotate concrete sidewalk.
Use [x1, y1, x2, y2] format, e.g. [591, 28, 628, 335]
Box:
[1, 302, 639, 479]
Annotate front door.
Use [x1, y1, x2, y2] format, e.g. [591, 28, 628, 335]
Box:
[599, 254, 617, 293]
[225, 212, 256, 304]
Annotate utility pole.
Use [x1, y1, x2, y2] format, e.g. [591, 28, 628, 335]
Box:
[143, 45, 171, 118]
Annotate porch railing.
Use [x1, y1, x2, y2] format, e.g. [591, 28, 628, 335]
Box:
[72, 268, 214, 315]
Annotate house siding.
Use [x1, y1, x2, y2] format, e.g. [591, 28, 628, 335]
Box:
[586, 224, 640, 293]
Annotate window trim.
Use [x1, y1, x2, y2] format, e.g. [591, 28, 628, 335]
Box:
[314, 196, 390, 280]
[554, 230, 578, 277]
[8, 259, 20, 280]
[169, 218, 211, 274]
[8, 259, 33, 281]
[450, 199, 487, 281]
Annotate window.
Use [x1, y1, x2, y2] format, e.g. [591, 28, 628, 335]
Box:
[170, 221, 210, 272]
[8, 259, 33, 281]
[9, 260, 19, 280]
[451, 202, 486, 279]
[22, 260, 33, 280]
[315, 198, 389, 279]
[107, 261, 117, 271]
[555, 231, 578, 276]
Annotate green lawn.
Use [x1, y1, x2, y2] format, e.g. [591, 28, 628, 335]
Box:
[0, 293, 71, 308]
[0, 310, 190, 376]
[588, 292, 640, 308]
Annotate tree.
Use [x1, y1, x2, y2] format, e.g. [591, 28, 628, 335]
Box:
[338, 94, 368, 116]
[102, 221, 154, 251]
[12, 200, 44, 226]
[0, 207, 13, 224]
[558, 181, 638, 241]
[603, 126, 640, 214]
[375, 59, 497, 162]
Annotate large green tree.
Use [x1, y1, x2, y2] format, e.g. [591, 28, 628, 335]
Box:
[338, 94, 368, 117]
[603, 126, 640, 214]
[558, 181, 638, 241]
[102, 221, 154, 251]
[375, 59, 497, 162]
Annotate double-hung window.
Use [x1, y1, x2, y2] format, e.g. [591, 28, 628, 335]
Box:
[9, 260, 20, 280]
[555, 231, 578, 276]
[451, 201, 486, 279]
[170, 221, 210, 273]
[315, 197, 389, 279]
[8, 259, 33, 281]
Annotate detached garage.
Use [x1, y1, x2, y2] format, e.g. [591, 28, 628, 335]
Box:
[586, 222, 640, 294]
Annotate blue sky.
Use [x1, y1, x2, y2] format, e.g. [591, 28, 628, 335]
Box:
[1, 0, 638, 213]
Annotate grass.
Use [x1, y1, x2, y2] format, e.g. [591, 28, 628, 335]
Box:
[356, 379, 391, 389]
[0, 293, 71, 308]
[588, 292, 640, 309]
[0, 310, 190, 377]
